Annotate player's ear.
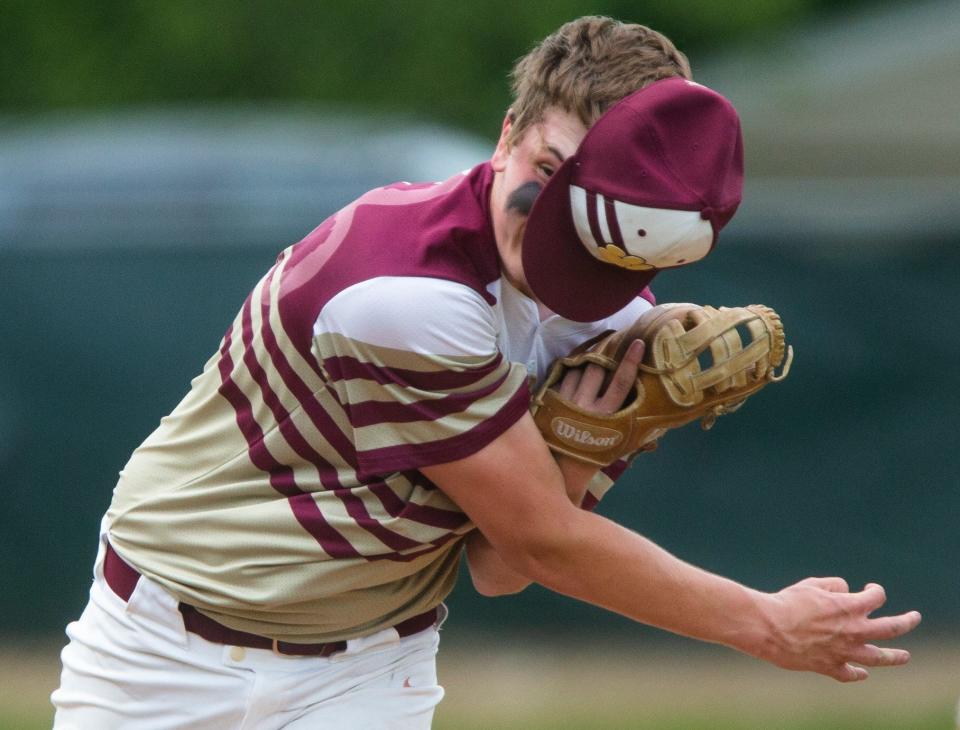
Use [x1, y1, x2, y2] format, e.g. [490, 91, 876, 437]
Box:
[491, 111, 514, 172]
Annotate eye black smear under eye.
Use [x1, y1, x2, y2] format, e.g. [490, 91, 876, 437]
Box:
[506, 181, 543, 216]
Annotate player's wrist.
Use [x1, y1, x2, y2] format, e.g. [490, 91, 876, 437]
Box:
[714, 587, 781, 661]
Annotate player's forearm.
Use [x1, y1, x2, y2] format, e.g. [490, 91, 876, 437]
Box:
[505, 507, 772, 655]
[555, 453, 603, 506]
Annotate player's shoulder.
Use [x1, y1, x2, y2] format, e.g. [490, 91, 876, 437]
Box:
[316, 275, 498, 358]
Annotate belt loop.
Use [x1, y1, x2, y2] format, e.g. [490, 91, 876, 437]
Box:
[104, 543, 141, 602]
[272, 638, 282, 657]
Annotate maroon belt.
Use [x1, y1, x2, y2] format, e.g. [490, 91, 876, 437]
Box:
[104, 542, 438, 657]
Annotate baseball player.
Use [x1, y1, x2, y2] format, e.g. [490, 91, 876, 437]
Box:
[52, 17, 920, 729]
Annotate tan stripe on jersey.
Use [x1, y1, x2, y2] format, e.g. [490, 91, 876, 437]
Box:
[311, 325, 529, 469]
[351, 365, 527, 450]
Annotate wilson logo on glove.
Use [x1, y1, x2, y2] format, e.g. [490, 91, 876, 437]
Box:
[550, 418, 624, 451]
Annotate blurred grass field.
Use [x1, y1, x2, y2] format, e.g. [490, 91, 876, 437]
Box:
[435, 635, 956, 730]
[4, 635, 954, 729]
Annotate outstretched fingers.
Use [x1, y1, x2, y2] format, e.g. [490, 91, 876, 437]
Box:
[860, 610, 923, 641]
[825, 640, 914, 683]
[840, 582, 921, 644]
[849, 582, 887, 613]
[844, 643, 911, 668]
[844, 583, 922, 640]
[827, 663, 869, 683]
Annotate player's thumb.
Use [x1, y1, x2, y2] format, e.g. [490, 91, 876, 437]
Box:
[853, 582, 888, 612]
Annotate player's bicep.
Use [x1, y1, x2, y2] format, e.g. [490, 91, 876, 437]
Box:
[421, 413, 575, 562]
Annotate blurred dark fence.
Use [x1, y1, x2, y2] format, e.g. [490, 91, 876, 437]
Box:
[0, 116, 956, 641]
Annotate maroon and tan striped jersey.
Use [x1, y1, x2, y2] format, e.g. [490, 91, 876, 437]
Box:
[107, 163, 652, 642]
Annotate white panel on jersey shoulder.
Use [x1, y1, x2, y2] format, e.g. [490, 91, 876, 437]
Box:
[315, 276, 498, 357]
[602, 293, 654, 331]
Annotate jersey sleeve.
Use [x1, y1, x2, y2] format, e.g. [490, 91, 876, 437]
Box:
[580, 460, 630, 511]
[312, 276, 531, 475]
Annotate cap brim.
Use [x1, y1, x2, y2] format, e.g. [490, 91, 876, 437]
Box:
[522, 160, 656, 323]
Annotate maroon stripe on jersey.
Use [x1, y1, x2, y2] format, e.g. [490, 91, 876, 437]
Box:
[253, 278, 354, 462]
[601, 460, 628, 483]
[356, 380, 530, 476]
[217, 317, 361, 560]
[253, 271, 443, 555]
[581, 462, 626, 510]
[373, 529, 464, 563]
[340, 499, 430, 553]
[364, 481, 406, 516]
[585, 191, 608, 247]
[347, 369, 510, 428]
[219, 321, 298, 498]
[280, 219, 337, 380]
[246, 273, 350, 479]
[240, 288, 343, 486]
[399, 502, 470, 530]
[285, 493, 363, 559]
[256, 288, 359, 468]
[365, 482, 469, 530]
[321, 353, 503, 392]
[603, 195, 626, 248]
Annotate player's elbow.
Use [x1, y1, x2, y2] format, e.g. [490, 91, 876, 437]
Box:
[464, 531, 532, 596]
[469, 568, 528, 597]
[492, 512, 578, 587]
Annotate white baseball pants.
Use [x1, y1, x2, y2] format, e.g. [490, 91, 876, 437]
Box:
[51, 528, 445, 729]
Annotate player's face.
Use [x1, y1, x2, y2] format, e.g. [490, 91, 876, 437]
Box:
[490, 108, 588, 300]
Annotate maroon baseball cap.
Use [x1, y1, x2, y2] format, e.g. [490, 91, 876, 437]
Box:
[522, 77, 744, 322]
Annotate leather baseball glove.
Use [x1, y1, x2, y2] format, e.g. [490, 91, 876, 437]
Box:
[530, 303, 794, 466]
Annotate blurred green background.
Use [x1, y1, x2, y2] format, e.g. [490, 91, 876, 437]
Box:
[1, 1, 958, 728]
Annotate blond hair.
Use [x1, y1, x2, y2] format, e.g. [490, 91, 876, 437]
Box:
[508, 16, 691, 146]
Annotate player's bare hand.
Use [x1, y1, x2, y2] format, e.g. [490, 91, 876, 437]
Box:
[752, 577, 921, 682]
[557, 339, 644, 414]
